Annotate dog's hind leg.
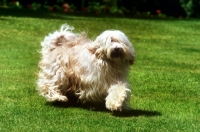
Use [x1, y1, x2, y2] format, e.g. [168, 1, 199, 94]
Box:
[38, 84, 68, 102]
[37, 78, 69, 102]
[105, 82, 131, 111]
[37, 58, 69, 102]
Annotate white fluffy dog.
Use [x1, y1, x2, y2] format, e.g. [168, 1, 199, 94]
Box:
[37, 24, 135, 111]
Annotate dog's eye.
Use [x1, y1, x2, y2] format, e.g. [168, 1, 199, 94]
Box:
[111, 38, 118, 42]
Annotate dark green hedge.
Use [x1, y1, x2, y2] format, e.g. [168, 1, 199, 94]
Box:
[1, 0, 200, 18]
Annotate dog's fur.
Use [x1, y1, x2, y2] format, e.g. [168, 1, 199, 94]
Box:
[37, 24, 135, 111]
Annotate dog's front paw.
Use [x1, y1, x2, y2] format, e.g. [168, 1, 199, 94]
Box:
[105, 83, 131, 111]
[106, 99, 123, 111]
[46, 95, 68, 102]
[56, 95, 68, 102]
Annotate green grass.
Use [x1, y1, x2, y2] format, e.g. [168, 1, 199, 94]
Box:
[0, 10, 200, 131]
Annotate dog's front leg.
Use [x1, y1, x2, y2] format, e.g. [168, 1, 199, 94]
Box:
[105, 82, 131, 111]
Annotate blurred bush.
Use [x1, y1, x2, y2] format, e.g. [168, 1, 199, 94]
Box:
[180, 0, 200, 18]
[0, 0, 200, 18]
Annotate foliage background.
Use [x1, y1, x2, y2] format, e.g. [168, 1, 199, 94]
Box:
[1, 0, 200, 18]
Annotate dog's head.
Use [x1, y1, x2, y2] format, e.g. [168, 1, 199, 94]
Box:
[89, 30, 135, 65]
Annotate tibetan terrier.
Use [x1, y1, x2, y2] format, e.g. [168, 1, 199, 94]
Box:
[37, 24, 135, 111]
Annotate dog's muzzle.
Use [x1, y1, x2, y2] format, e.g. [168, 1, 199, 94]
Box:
[110, 47, 124, 58]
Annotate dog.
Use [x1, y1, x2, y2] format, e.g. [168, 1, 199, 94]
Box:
[37, 24, 135, 111]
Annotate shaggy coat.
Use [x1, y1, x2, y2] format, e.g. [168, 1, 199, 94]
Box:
[37, 24, 135, 111]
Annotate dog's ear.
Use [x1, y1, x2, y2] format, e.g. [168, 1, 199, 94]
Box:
[129, 57, 134, 65]
[53, 35, 68, 46]
[87, 45, 104, 59]
[128, 53, 135, 65]
[128, 44, 135, 65]
[87, 45, 99, 54]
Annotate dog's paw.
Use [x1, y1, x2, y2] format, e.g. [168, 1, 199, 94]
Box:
[56, 95, 68, 102]
[105, 83, 130, 111]
[46, 95, 68, 102]
[105, 99, 123, 111]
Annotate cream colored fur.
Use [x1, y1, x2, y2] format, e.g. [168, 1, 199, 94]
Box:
[37, 24, 135, 111]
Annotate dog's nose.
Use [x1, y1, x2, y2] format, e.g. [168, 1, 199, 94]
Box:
[114, 47, 120, 52]
[111, 47, 123, 58]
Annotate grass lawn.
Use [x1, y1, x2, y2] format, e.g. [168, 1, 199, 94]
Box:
[0, 9, 199, 131]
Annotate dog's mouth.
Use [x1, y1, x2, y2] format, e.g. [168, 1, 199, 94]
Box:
[110, 47, 123, 58]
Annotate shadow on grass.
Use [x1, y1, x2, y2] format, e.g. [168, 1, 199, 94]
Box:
[112, 109, 161, 117]
[182, 47, 200, 53]
[46, 101, 161, 117]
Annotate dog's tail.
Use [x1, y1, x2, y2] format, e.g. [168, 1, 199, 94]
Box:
[40, 24, 78, 53]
